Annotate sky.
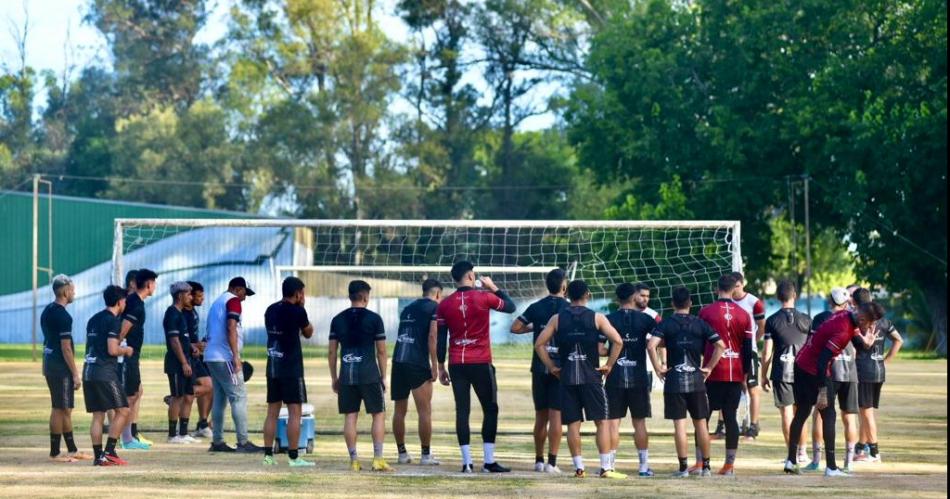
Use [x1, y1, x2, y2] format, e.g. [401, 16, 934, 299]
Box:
[0, 0, 557, 130]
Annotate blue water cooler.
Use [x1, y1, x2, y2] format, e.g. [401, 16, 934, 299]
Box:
[275, 403, 315, 454]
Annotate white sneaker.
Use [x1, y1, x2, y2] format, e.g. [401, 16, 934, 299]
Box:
[544, 464, 562, 474]
[181, 435, 201, 444]
[534, 462, 545, 472]
[825, 467, 852, 477]
[398, 452, 413, 464]
[167, 435, 187, 444]
[420, 454, 440, 466]
[190, 427, 213, 439]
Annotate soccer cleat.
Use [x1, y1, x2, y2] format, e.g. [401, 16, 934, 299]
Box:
[534, 462, 546, 472]
[672, 470, 689, 478]
[544, 464, 562, 474]
[135, 434, 154, 446]
[420, 454, 440, 466]
[49, 454, 78, 463]
[841, 465, 852, 474]
[686, 462, 703, 475]
[700, 468, 712, 477]
[180, 435, 201, 444]
[746, 423, 760, 440]
[460, 463, 474, 473]
[853, 453, 869, 462]
[784, 460, 801, 475]
[121, 439, 150, 450]
[372, 458, 394, 472]
[350, 460, 362, 472]
[867, 453, 882, 463]
[599, 469, 627, 479]
[803, 461, 821, 472]
[638, 468, 655, 477]
[718, 464, 735, 476]
[209, 442, 236, 453]
[574, 468, 586, 478]
[190, 427, 213, 439]
[289, 457, 315, 468]
[824, 467, 852, 477]
[103, 453, 128, 466]
[167, 435, 187, 444]
[67, 451, 94, 461]
[262, 455, 277, 466]
[398, 452, 413, 464]
[482, 462, 511, 473]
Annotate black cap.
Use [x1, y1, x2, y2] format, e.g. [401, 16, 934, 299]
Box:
[228, 277, 256, 296]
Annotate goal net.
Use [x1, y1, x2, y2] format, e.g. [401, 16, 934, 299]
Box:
[113, 219, 741, 347]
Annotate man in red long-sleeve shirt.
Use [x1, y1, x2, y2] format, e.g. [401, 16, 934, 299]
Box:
[436, 261, 516, 473]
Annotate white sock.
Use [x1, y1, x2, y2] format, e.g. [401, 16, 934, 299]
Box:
[638, 449, 649, 472]
[610, 449, 617, 469]
[483, 442, 495, 465]
[845, 443, 855, 467]
[572, 455, 584, 471]
[460, 444, 472, 465]
[599, 453, 612, 471]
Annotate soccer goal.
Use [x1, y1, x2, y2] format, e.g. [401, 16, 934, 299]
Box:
[112, 219, 741, 344]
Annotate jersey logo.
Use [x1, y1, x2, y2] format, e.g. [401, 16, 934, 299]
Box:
[545, 345, 559, 354]
[674, 362, 696, 373]
[454, 338, 477, 347]
[616, 358, 637, 367]
[267, 348, 284, 358]
[623, 335, 639, 343]
[870, 353, 884, 361]
[342, 354, 363, 363]
[837, 352, 853, 362]
[722, 348, 739, 359]
[397, 334, 416, 344]
[85, 354, 97, 363]
[567, 352, 588, 362]
[722, 303, 735, 323]
[779, 352, 795, 363]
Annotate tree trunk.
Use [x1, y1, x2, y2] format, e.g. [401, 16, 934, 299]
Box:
[923, 282, 948, 357]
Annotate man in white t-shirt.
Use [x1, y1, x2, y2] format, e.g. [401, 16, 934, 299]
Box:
[731, 272, 766, 439]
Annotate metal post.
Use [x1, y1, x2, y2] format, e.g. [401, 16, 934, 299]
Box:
[31, 174, 39, 362]
[803, 175, 813, 316]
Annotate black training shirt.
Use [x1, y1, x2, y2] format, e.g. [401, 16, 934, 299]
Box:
[518, 295, 570, 374]
[41, 302, 73, 377]
[393, 298, 438, 369]
[330, 307, 386, 385]
[265, 300, 310, 379]
[652, 313, 720, 394]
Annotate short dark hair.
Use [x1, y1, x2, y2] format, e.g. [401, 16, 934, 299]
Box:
[450, 261, 474, 283]
[125, 270, 138, 288]
[567, 280, 590, 301]
[731, 271, 745, 283]
[135, 268, 158, 289]
[103, 285, 127, 307]
[348, 280, 372, 301]
[672, 287, 691, 309]
[187, 281, 204, 293]
[776, 279, 797, 302]
[422, 278, 443, 296]
[615, 282, 637, 302]
[633, 283, 651, 294]
[718, 273, 738, 293]
[852, 287, 872, 306]
[545, 269, 567, 295]
[282, 276, 305, 298]
[858, 301, 885, 322]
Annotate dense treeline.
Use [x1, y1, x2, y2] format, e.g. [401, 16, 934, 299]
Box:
[0, 0, 945, 352]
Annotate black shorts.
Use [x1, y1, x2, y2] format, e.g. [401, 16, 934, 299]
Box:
[122, 358, 141, 397]
[793, 366, 821, 407]
[391, 363, 431, 401]
[532, 372, 562, 411]
[191, 358, 211, 379]
[664, 391, 709, 420]
[560, 382, 608, 425]
[167, 371, 194, 397]
[858, 382, 882, 409]
[607, 385, 651, 419]
[339, 382, 385, 414]
[829, 380, 858, 414]
[772, 380, 795, 408]
[706, 381, 743, 411]
[46, 374, 75, 410]
[745, 352, 761, 388]
[83, 378, 128, 413]
[267, 376, 308, 404]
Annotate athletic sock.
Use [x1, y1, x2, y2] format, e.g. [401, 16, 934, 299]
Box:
[122, 423, 134, 443]
[535, 454, 544, 464]
[856, 441, 865, 455]
[179, 418, 190, 437]
[845, 443, 856, 467]
[638, 449, 649, 472]
[599, 453, 611, 472]
[547, 453, 557, 467]
[93, 444, 103, 460]
[483, 443, 495, 465]
[422, 446, 431, 456]
[725, 449, 737, 466]
[168, 420, 178, 438]
[695, 445, 703, 464]
[50, 433, 62, 457]
[197, 419, 209, 430]
[373, 442, 384, 459]
[105, 437, 118, 455]
[131, 423, 139, 438]
[397, 443, 407, 455]
[460, 444, 472, 465]
[678, 457, 688, 472]
[702, 457, 711, 471]
[63, 431, 78, 453]
[348, 447, 358, 461]
[264, 447, 273, 457]
[289, 449, 299, 460]
[572, 455, 584, 471]
[869, 443, 879, 458]
[812, 445, 822, 464]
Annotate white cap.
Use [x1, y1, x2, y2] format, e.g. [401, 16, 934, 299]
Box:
[830, 287, 850, 306]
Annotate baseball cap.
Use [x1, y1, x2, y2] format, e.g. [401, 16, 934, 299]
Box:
[228, 277, 256, 296]
[170, 281, 192, 296]
[830, 287, 850, 306]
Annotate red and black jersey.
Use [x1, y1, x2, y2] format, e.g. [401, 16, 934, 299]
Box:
[795, 310, 860, 377]
[699, 299, 753, 383]
[436, 287, 512, 365]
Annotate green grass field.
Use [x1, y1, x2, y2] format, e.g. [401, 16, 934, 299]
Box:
[0, 345, 945, 498]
